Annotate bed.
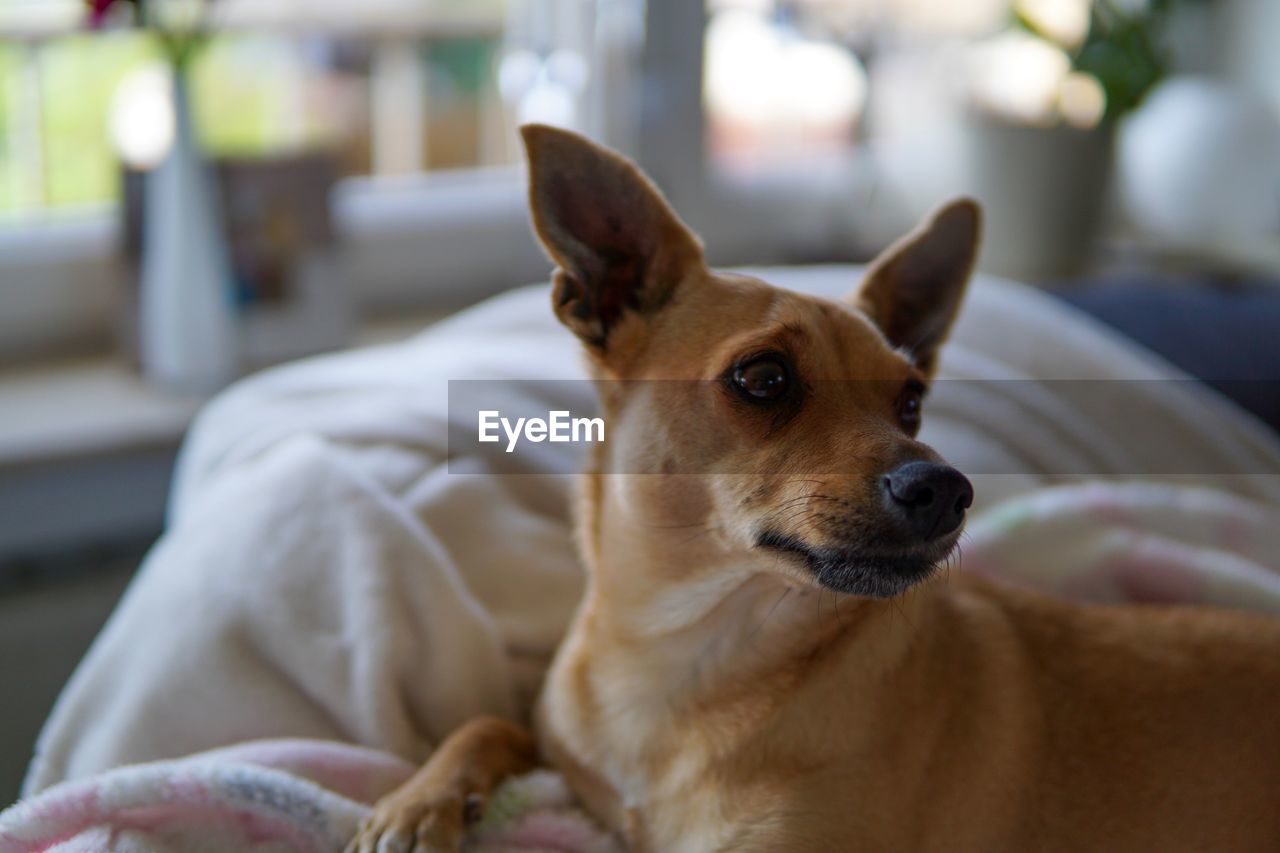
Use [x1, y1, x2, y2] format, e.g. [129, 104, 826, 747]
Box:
[5, 267, 1280, 851]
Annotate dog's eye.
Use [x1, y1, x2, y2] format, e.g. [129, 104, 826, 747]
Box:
[733, 356, 790, 401]
[898, 383, 924, 432]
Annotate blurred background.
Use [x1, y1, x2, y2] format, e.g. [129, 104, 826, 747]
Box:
[1, 0, 1278, 802]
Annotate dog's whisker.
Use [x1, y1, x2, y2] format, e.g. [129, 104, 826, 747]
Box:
[768, 495, 839, 516]
[642, 520, 716, 530]
[674, 525, 721, 548]
[826, 589, 848, 631]
[890, 592, 915, 632]
[747, 588, 793, 649]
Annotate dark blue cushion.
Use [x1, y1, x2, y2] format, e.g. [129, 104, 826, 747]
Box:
[1052, 277, 1280, 434]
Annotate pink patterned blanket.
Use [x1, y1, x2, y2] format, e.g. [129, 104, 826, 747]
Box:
[0, 740, 617, 852]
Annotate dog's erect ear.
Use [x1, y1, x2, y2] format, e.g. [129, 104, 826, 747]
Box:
[521, 124, 704, 350]
[852, 199, 981, 375]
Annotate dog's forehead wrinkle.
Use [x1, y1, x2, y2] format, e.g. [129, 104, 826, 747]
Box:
[832, 312, 910, 372]
[709, 325, 799, 376]
[746, 294, 915, 382]
[675, 276, 911, 379]
[711, 300, 843, 368]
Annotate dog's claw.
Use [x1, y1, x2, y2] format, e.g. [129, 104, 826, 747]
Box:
[346, 792, 474, 853]
[347, 718, 531, 853]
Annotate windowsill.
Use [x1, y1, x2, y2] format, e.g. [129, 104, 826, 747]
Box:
[0, 357, 199, 470]
[0, 167, 551, 363]
[0, 161, 879, 365]
[0, 310, 448, 470]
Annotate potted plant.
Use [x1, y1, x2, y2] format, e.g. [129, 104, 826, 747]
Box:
[961, 0, 1186, 281]
[89, 0, 237, 394]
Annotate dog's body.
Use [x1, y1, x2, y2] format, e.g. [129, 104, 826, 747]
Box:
[352, 127, 1280, 852]
[542, 571, 1280, 851]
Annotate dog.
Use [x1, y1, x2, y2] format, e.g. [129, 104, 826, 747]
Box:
[351, 126, 1280, 852]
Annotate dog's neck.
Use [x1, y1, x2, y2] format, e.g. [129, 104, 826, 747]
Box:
[577, 472, 929, 707]
[547, 468, 939, 834]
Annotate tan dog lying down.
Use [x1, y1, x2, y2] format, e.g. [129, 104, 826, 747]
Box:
[352, 127, 1280, 852]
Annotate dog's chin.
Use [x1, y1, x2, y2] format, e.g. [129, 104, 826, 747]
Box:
[756, 531, 956, 599]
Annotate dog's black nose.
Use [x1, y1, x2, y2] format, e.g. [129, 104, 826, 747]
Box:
[883, 462, 973, 540]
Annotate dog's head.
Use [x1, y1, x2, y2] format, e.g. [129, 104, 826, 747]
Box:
[522, 125, 979, 599]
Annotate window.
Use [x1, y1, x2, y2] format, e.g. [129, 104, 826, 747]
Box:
[702, 0, 1008, 178]
[6, 0, 1009, 359]
[0, 0, 630, 359]
[0, 0, 522, 219]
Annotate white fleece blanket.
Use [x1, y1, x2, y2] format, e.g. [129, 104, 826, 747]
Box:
[21, 267, 1280, 817]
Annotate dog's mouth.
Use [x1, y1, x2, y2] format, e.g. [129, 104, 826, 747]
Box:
[755, 530, 958, 599]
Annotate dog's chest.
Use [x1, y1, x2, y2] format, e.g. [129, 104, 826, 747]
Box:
[547, 651, 791, 851]
[551, 655, 682, 789]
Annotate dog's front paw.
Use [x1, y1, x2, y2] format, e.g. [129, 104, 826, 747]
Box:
[346, 789, 484, 853]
